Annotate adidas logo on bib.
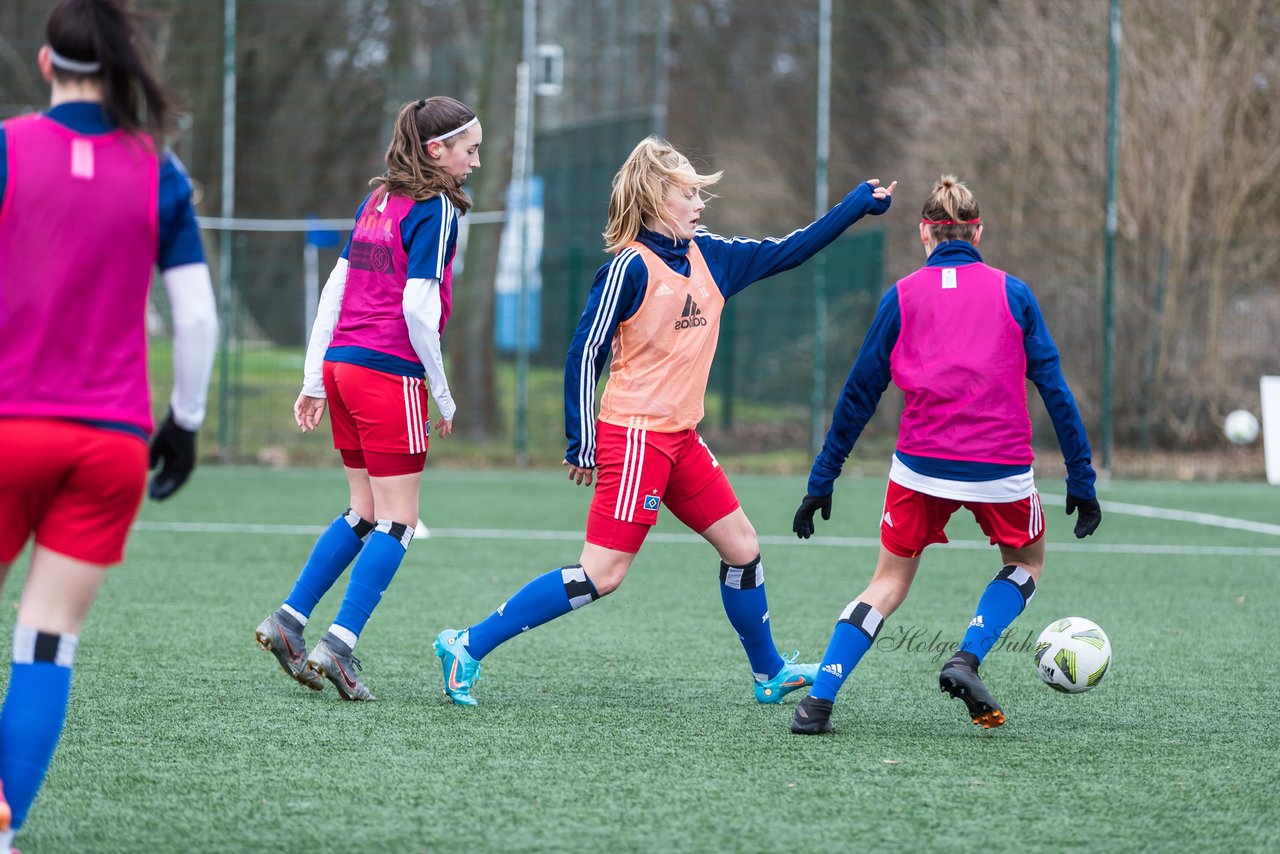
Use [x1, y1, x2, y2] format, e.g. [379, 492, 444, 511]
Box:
[673, 294, 707, 330]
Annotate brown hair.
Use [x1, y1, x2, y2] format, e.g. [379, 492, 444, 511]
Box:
[602, 136, 722, 254]
[371, 97, 477, 213]
[46, 0, 173, 144]
[921, 174, 981, 244]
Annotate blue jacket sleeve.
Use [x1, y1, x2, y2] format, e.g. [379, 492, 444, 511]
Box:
[807, 287, 901, 496]
[157, 154, 206, 269]
[564, 248, 648, 467]
[1009, 276, 1097, 499]
[698, 182, 891, 299]
[403, 195, 458, 280]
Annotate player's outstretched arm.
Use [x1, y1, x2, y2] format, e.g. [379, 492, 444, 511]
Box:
[708, 178, 897, 296]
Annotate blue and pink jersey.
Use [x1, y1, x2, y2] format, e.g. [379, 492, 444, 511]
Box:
[808, 241, 1096, 500]
[324, 190, 458, 378]
[0, 104, 204, 437]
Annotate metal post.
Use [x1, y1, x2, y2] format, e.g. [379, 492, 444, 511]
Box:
[217, 0, 236, 459]
[303, 242, 319, 343]
[514, 0, 536, 465]
[1101, 0, 1121, 473]
[810, 0, 832, 457]
[653, 0, 671, 137]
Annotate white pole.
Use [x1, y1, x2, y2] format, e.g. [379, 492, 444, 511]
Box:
[1262, 376, 1280, 485]
[514, 0, 537, 466]
[303, 242, 318, 343]
[216, 0, 236, 458]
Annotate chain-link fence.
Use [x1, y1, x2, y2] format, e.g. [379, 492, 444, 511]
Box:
[4, 0, 1277, 471]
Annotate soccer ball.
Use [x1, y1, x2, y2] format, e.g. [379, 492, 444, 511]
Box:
[1034, 617, 1111, 694]
[1223, 409, 1260, 445]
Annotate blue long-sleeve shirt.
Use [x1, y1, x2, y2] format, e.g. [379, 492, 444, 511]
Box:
[808, 241, 1097, 499]
[565, 181, 890, 466]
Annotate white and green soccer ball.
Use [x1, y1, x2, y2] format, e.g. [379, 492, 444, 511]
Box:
[1034, 617, 1111, 694]
[1223, 409, 1260, 445]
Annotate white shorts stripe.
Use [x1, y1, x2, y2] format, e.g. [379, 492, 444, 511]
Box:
[1028, 491, 1043, 538]
[413, 378, 427, 453]
[614, 425, 646, 522]
[614, 426, 634, 520]
[402, 377, 426, 454]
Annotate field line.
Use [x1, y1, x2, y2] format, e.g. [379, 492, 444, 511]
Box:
[1040, 493, 1280, 536]
[133, 518, 1280, 559]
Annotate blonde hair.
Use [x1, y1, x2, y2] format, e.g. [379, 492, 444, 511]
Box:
[602, 136, 722, 254]
[921, 174, 981, 244]
[371, 97, 476, 213]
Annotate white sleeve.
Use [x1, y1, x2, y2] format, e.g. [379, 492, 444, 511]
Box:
[403, 276, 456, 421]
[161, 263, 219, 430]
[301, 258, 348, 398]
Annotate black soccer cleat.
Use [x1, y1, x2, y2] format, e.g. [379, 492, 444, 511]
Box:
[939, 652, 1006, 729]
[790, 695, 836, 735]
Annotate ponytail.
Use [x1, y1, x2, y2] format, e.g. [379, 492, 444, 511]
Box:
[920, 175, 981, 245]
[371, 97, 477, 213]
[46, 0, 174, 145]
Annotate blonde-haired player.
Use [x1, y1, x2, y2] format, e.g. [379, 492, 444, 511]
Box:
[435, 136, 894, 706]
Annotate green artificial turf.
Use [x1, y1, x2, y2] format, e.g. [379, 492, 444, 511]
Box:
[6, 468, 1278, 852]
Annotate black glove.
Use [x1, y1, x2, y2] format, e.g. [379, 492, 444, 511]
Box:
[1065, 494, 1102, 538]
[149, 411, 197, 501]
[793, 493, 832, 540]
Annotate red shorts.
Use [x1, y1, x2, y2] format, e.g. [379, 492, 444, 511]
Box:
[324, 361, 429, 476]
[879, 479, 1045, 558]
[586, 422, 739, 553]
[0, 418, 148, 565]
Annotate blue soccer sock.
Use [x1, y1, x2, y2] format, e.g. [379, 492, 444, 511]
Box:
[959, 565, 1037, 665]
[0, 627, 77, 830]
[284, 508, 374, 619]
[810, 601, 884, 702]
[464, 565, 599, 660]
[719, 556, 785, 682]
[331, 521, 413, 641]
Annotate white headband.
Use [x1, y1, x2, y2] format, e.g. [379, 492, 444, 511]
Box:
[426, 116, 479, 145]
[48, 45, 101, 75]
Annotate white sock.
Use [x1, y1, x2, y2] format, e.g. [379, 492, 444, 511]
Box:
[328, 624, 358, 650]
[281, 604, 307, 626]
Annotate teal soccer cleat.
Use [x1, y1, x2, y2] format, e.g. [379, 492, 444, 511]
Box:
[434, 629, 482, 706]
[753, 651, 818, 704]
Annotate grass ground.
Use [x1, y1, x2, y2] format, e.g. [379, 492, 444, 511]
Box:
[5, 467, 1279, 852]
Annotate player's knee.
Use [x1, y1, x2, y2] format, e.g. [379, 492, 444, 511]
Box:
[717, 529, 759, 567]
[861, 580, 909, 616]
[581, 558, 628, 596]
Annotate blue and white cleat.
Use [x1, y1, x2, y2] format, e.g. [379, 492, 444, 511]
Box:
[754, 650, 818, 704]
[434, 628, 482, 706]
